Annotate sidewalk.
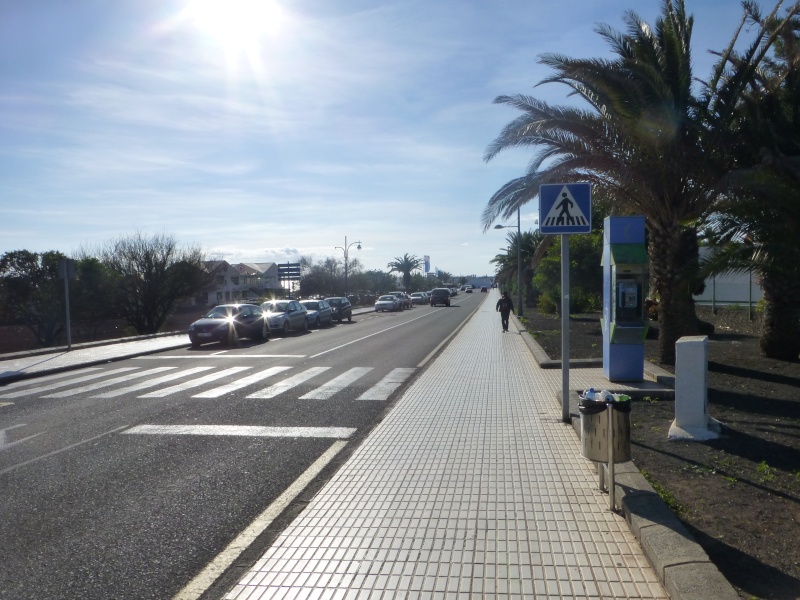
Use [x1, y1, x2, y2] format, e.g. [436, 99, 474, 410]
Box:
[0, 296, 737, 599]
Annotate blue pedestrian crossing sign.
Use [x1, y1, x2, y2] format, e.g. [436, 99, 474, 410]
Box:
[539, 183, 592, 234]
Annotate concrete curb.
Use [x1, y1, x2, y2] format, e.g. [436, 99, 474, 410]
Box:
[510, 313, 739, 600]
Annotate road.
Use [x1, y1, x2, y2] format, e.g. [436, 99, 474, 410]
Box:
[0, 293, 485, 600]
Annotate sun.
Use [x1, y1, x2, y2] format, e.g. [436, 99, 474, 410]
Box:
[183, 0, 284, 56]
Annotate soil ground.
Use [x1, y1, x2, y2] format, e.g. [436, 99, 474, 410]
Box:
[526, 307, 800, 600]
[3, 307, 799, 598]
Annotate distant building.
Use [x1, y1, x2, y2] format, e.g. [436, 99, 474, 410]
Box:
[201, 261, 281, 305]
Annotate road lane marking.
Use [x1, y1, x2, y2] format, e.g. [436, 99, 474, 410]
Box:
[309, 311, 438, 358]
[134, 354, 307, 359]
[356, 367, 416, 400]
[138, 366, 252, 398]
[91, 367, 216, 398]
[42, 367, 177, 398]
[0, 368, 140, 398]
[172, 440, 349, 600]
[123, 425, 356, 438]
[192, 366, 292, 398]
[299, 367, 374, 400]
[246, 367, 330, 399]
[0, 426, 129, 475]
[0, 424, 42, 450]
[0, 368, 102, 389]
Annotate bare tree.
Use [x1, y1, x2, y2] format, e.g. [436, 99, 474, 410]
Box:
[93, 232, 212, 334]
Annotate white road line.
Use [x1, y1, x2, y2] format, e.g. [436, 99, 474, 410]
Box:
[172, 440, 349, 600]
[192, 366, 292, 398]
[134, 354, 306, 359]
[92, 367, 216, 398]
[42, 367, 177, 398]
[123, 424, 356, 438]
[309, 311, 438, 358]
[246, 367, 330, 399]
[0, 368, 102, 389]
[0, 426, 129, 476]
[138, 367, 252, 398]
[356, 367, 417, 400]
[0, 368, 140, 399]
[299, 367, 374, 400]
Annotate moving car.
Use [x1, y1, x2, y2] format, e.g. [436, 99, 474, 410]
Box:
[375, 294, 401, 312]
[429, 288, 451, 307]
[300, 299, 333, 328]
[261, 300, 308, 334]
[188, 303, 268, 348]
[481, 286, 488, 292]
[325, 297, 352, 322]
[409, 292, 426, 305]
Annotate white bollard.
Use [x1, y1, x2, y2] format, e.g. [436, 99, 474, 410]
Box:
[668, 336, 723, 441]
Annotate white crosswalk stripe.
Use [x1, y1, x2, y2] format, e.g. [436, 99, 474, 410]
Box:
[92, 367, 216, 398]
[138, 367, 252, 398]
[246, 367, 331, 399]
[193, 366, 292, 398]
[43, 367, 177, 398]
[299, 367, 374, 400]
[357, 368, 417, 400]
[0, 368, 139, 399]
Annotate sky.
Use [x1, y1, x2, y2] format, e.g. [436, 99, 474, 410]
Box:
[0, 0, 752, 277]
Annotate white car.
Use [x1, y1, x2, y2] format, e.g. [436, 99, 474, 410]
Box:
[375, 295, 401, 312]
[409, 292, 427, 305]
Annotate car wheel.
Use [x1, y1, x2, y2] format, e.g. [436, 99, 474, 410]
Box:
[347, 313, 352, 322]
[282, 321, 290, 336]
[259, 322, 268, 341]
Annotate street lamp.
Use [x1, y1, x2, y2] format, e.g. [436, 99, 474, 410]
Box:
[494, 207, 523, 317]
[335, 236, 362, 299]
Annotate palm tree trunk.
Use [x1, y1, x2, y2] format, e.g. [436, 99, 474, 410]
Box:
[759, 270, 800, 360]
[650, 225, 702, 365]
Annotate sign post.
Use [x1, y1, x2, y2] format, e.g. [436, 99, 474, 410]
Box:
[539, 183, 592, 422]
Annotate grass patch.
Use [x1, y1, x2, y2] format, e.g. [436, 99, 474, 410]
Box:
[641, 470, 684, 515]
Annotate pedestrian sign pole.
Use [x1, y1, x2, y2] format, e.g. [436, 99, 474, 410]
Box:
[539, 183, 592, 422]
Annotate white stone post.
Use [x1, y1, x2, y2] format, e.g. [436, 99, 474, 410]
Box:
[669, 336, 723, 440]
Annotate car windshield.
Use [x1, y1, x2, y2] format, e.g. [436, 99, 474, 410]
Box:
[328, 299, 341, 306]
[378, 296, 394, 301]
[303, 302, 319, 310]
[265, 302, 289, 312]
[205, 307, 232, 318]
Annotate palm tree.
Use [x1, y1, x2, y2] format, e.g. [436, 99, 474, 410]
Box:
[387, 254, 422, 291]
[703, 10, 800, 359]
[482, 0, 799, 364]
[491, 229, 545, 307]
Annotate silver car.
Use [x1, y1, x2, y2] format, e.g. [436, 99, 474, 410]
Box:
[300, 299, 333, 327]
[260, 300, 308, 335]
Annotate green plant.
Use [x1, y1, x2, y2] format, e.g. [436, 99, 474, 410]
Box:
[757, 461, 777, 483]
[641, 470, 684, 515]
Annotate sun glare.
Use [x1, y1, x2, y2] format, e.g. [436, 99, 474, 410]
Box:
[184, 0, 284, 55]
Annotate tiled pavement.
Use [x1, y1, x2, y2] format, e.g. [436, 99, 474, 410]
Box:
[223, 295, 668, 599]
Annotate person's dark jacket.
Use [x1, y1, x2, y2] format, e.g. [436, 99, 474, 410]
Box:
[496, 296, 514, 314]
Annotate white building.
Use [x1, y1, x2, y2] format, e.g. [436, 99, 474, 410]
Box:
[202, 261, 282, 305]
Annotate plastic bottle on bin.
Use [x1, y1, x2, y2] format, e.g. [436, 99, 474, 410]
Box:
[583, 388, 596, 401]
[600, 389, 614, 403]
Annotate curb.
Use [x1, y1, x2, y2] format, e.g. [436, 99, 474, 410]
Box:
[510, 314, 739, 600]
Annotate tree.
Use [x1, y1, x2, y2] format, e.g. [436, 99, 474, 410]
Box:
[0, 250, 67, 346]
[91, 232, 211, 334]
[703, 10, 800, 359]
[491, 229, 545, 307]
[387, 254, 422, 291]
[482, 0, 799, 363]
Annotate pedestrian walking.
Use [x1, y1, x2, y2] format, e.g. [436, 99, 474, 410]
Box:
[496, 291, 514, 332]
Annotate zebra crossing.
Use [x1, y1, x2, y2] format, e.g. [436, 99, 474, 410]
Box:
[0, 364, 417, 402]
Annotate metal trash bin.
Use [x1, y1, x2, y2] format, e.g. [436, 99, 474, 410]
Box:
[579, 391, 631, 462]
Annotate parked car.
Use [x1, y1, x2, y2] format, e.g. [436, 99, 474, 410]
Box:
[429, 288, 452, 307]
[375, 294, 401, 312]
[260, 299, 308, 334]
[300, 299, 333, 327]
[389, 291, 411, 309]
[409, 292, 426, 305]
[188, 303, 268, 348]
[325, 297, 352, 322]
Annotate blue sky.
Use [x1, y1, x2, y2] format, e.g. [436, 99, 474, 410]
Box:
[1, 0, 745, 276]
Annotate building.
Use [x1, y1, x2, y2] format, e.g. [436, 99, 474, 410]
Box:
[201, 261, 282, 305]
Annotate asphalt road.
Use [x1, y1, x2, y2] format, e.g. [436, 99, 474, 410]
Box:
[0, 293, 485, 600]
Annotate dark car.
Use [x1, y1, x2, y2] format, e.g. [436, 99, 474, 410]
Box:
[261, 300, 308, 335]
[188, 303, 268, 348]
[301, 299, 333, 327]
[429, 288, 451, 307]
[325, 297, 352, 322]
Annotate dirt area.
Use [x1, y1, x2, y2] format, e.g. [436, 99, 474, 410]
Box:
[527, 308, 800, 600]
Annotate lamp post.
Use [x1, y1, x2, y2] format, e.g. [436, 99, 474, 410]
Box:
[335, 236, 362, 299]
[494, 207, 523, 317]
